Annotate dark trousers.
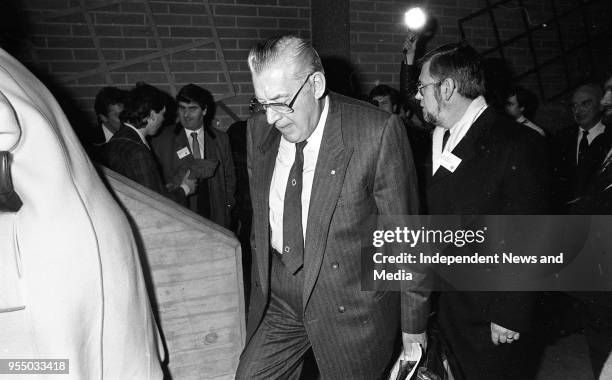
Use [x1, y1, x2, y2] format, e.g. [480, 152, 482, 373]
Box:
[236, 251, 312, 380]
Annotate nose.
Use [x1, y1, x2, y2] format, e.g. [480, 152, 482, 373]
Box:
[266, 107, 282, 125]
[415, 90, 423, 101]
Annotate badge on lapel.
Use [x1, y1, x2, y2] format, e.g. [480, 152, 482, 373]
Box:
[176, 146, 190, 159]
[440, 151, 461, 173]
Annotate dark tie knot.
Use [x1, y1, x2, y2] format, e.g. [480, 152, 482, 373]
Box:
[295, 140, 308, 153]
[191, 131, 198, 138]
[582, 130, 589, 137]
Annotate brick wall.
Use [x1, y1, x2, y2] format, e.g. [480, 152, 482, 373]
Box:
[17, 0, 310, 134]
[349, 0, 612, 133]
[9, 0, 612, 137]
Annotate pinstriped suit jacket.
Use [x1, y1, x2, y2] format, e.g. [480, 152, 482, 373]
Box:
[244, 92, 430, 379]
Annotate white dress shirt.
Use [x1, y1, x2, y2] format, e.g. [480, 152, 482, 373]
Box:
[102, 123, 114, 143]
[269, 96, 329, 253]
[517, 115, 545, 137]
[185, 127, 204, 158]
[432, 96, 488, 174]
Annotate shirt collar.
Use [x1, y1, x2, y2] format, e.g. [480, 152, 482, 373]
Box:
[443, 95, 488, 151]
[581, 120, 605, 136]
[124, 122, 149, 148]
[102, 123, 114, 143]
[184, 126, 204, 137]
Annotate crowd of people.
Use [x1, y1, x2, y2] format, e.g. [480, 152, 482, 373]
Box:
[85, 34, 612, 379]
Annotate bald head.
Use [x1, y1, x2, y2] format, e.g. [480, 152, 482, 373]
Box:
[572, 83, 603, 129]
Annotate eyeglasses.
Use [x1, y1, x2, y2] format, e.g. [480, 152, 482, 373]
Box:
[571, 99, 594, 111]
[250, 73, 313, 114]
[417, 81, 441, 96]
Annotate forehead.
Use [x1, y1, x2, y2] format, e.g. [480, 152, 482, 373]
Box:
[605, 78, 612, 90]
[178, 101, 202, 109]
[418, 61, 432, 82]
[252, 62, 299, 100]
[507, 95, 518, 103]
[373, 95, 391, 102]
[572, 89, 597, 102]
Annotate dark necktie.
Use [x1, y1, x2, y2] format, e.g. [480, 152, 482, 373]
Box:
[282, 141, 307, 274]
[442, 129, 450, 151]
[578, 129, 589, 165]
[191, 132, 201, 159]
[190, 131, 210, 218]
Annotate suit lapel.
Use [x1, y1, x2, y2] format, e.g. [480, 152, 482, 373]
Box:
[427, 108, 491, 187]
[302, 95, 354, 309]
[252, 120, 281, 296]
[174, 125, 189, 159]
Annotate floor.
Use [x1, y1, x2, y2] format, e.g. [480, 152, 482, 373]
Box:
[536, 334, 596, 380]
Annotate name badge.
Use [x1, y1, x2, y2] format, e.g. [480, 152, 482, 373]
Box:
[440, 151, 461, 173]
[176, 147, 190, 159]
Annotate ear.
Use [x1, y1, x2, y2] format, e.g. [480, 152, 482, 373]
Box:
[311, 71, 326, 100]
[440, 77, 456, 102]
[145, 110, 156, 126]
[202, 106, 207, 117]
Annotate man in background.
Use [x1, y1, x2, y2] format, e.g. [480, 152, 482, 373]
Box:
[152, 84, 235, 229]
[88, 86, 127, 161]
[554, 83, 611, 209]
[505, 86, 546, 137]
[104, 83, 195, 202]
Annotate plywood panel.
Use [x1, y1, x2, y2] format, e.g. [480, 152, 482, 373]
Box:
[102, 167, 244, 379]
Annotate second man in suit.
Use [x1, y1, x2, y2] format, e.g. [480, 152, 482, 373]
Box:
[152, 84, 236, 229]
[415, 42, 549, 379]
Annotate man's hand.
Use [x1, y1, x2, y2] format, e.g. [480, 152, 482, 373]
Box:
[388, 332, 427, 379]
[402, 32, 419, 64]
[180, 169, 197, 196]
[490, 322, 520, 345]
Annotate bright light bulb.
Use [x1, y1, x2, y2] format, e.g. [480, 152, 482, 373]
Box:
[404, 7, 427, 30]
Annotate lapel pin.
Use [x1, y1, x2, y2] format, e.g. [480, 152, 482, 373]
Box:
[330, 170, 336, 175]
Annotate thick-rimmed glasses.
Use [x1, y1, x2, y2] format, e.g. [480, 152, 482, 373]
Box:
[250, 73, 313, 114]
[417, 81, 441, 96]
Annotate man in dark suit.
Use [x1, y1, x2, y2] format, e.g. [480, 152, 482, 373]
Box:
[151, 84, 236, 229]
[570, 74, 612, 379]
[415, 42, 549, 379]
[554, 83, 610, 210]
[86, 86, 127, 161]
[236, 35, 429, 379]
[104, 83, 195, 201]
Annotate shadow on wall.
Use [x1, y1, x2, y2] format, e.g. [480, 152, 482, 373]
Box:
[0, 1, 95, 151]
[321, 55, 365, 101]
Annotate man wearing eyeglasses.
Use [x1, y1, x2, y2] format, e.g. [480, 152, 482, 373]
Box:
[236, 35, 429, 379]
[415, 42, 549, 379]
[553, 83, 611, 211]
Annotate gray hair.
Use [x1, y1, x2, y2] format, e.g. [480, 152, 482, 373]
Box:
[248, 35, 324, 79]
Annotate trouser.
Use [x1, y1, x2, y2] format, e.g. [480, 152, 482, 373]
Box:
[236, 251, 312, 379]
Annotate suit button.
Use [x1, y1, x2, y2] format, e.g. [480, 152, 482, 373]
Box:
[331, 261, 339, 270]
[338, 306, 345, 313]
